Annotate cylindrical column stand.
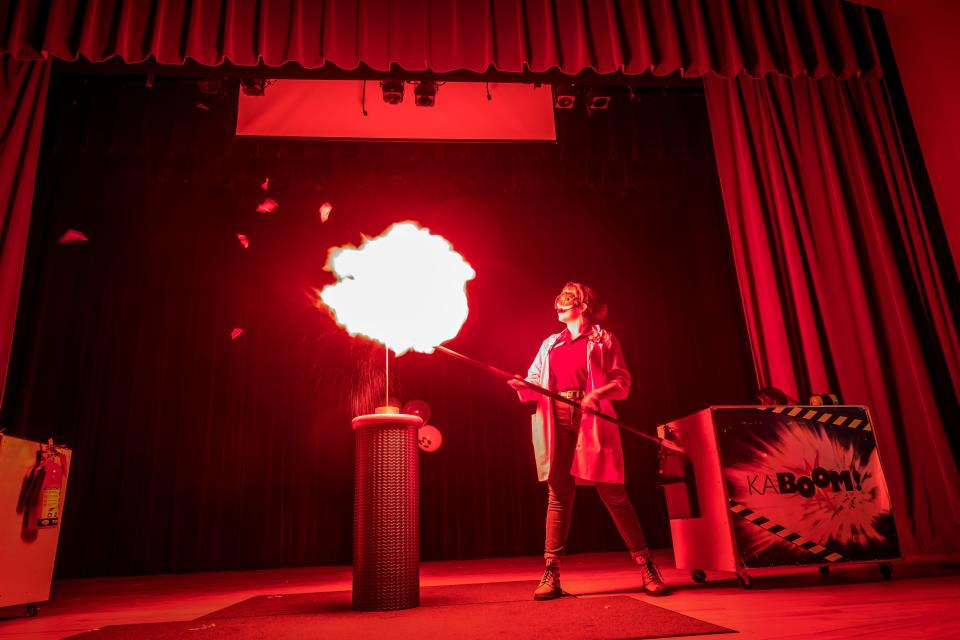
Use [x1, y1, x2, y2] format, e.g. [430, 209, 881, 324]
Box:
[351, 412, 422, 611]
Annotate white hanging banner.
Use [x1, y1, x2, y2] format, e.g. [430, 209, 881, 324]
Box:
[236, 80, 556, 141]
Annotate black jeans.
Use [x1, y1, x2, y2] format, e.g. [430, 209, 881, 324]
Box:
[544, 400, 649, 564]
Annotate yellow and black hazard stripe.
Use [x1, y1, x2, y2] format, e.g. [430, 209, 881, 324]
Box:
[728, 499, 845, 563]
[757, 405, 872, 432]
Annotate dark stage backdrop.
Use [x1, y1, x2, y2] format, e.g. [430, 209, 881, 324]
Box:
[1, 73, 755, 578]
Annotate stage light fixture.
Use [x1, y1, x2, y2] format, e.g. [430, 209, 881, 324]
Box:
[587, 88, 612, 111]
[414, 81, 438, 107]
[380, 80, 405, 105]
[552, 84, 576, 109]
[196, 78, 224, 96]
[240, 78, 269, 96]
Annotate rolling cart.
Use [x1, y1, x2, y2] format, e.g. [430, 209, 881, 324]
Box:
[658, 406, 899, 588]
[0, 435, 72, 615]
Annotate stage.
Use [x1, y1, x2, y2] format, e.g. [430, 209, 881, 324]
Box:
[2, 3, 960, 640]
[1, 551, 957, 639]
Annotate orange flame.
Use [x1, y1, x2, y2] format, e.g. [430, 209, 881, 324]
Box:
[319, 222, 475, 355]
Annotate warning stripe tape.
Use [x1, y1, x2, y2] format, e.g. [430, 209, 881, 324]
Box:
[729, 500, 845, 563]
[757, 405, 871, 432]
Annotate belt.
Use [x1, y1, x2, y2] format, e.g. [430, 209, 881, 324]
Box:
[556, 389, 585, 400]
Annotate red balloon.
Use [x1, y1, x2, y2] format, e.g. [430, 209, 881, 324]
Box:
[418, 425, 442, 452]
[402, 399, 431, 424]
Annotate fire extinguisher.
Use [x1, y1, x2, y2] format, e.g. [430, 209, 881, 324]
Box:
[17, 440, 67, 539]
[37, 450, 64, 528]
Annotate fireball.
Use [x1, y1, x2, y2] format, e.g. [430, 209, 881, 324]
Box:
[319, 222, 475, 355]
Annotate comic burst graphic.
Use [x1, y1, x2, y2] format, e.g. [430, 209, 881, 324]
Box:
[725, 420, 891, 559]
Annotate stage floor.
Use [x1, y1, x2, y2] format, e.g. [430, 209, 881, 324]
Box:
[1, 551, 958, 639]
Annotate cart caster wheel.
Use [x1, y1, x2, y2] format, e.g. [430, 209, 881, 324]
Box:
[25, 602, 39, 617]
[691, 569, 706, 583]
[735, 572, 753, 589]
[878, 562, 893, 581]
[818, 565, 830, 576]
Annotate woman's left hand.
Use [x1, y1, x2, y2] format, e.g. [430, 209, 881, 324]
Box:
[581, 391, 602, 412]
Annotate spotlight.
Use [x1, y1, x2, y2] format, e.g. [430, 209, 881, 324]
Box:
[196, 78, 223, 96]
[414, 81, 438, 107]
[552, 83, 576, 109]
[587, 87, 612, 111]
[380, 80, 404, 105]
[240, 78, 268, 96]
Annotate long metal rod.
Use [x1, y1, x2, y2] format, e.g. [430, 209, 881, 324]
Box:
[435, 345, 683, 453]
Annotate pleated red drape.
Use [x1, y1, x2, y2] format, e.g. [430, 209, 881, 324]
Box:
[0, 55, 50, 407]
[704, 73, 960, 553]
[0, 0, 879, 78]
[0, 0, 882, 404]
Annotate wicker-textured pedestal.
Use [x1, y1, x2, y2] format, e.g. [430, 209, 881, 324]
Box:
[351, 413, 422, 611]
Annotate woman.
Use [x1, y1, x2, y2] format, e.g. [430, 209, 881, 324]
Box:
[507, 282, 669, 599]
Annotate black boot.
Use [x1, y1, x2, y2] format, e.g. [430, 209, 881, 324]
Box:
[636, 554, 671, 596]
[533, 564, 563, 600]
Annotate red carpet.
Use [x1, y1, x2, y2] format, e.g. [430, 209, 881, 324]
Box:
[66, 580, 733, 639]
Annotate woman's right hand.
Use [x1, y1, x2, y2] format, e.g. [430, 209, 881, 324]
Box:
[506, 375, 528, 391]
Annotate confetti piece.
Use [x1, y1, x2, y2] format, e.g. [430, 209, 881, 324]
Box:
[195, 102, 210, 111]
[187, 623, 216, 631]
[260, 177, 270, 191]
[256, 198, 278, 214]
[58, 229, 89, 244]
[319, 202, 333, 223]
[230, 327, 244, 340]
[237, 233, 250, 249]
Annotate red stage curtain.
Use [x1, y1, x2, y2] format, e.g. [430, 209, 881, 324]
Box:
[0, 0, 880, 404]
[0, 1, 884, 405]
[0, 0, 879, 78]
[0, 55, 50, 407]
[704, 73, 960, 553]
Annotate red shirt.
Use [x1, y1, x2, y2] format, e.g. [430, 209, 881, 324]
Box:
[549, 330, 589, 391]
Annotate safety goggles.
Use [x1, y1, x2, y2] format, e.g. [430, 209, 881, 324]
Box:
[554, 290, 581, 313]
